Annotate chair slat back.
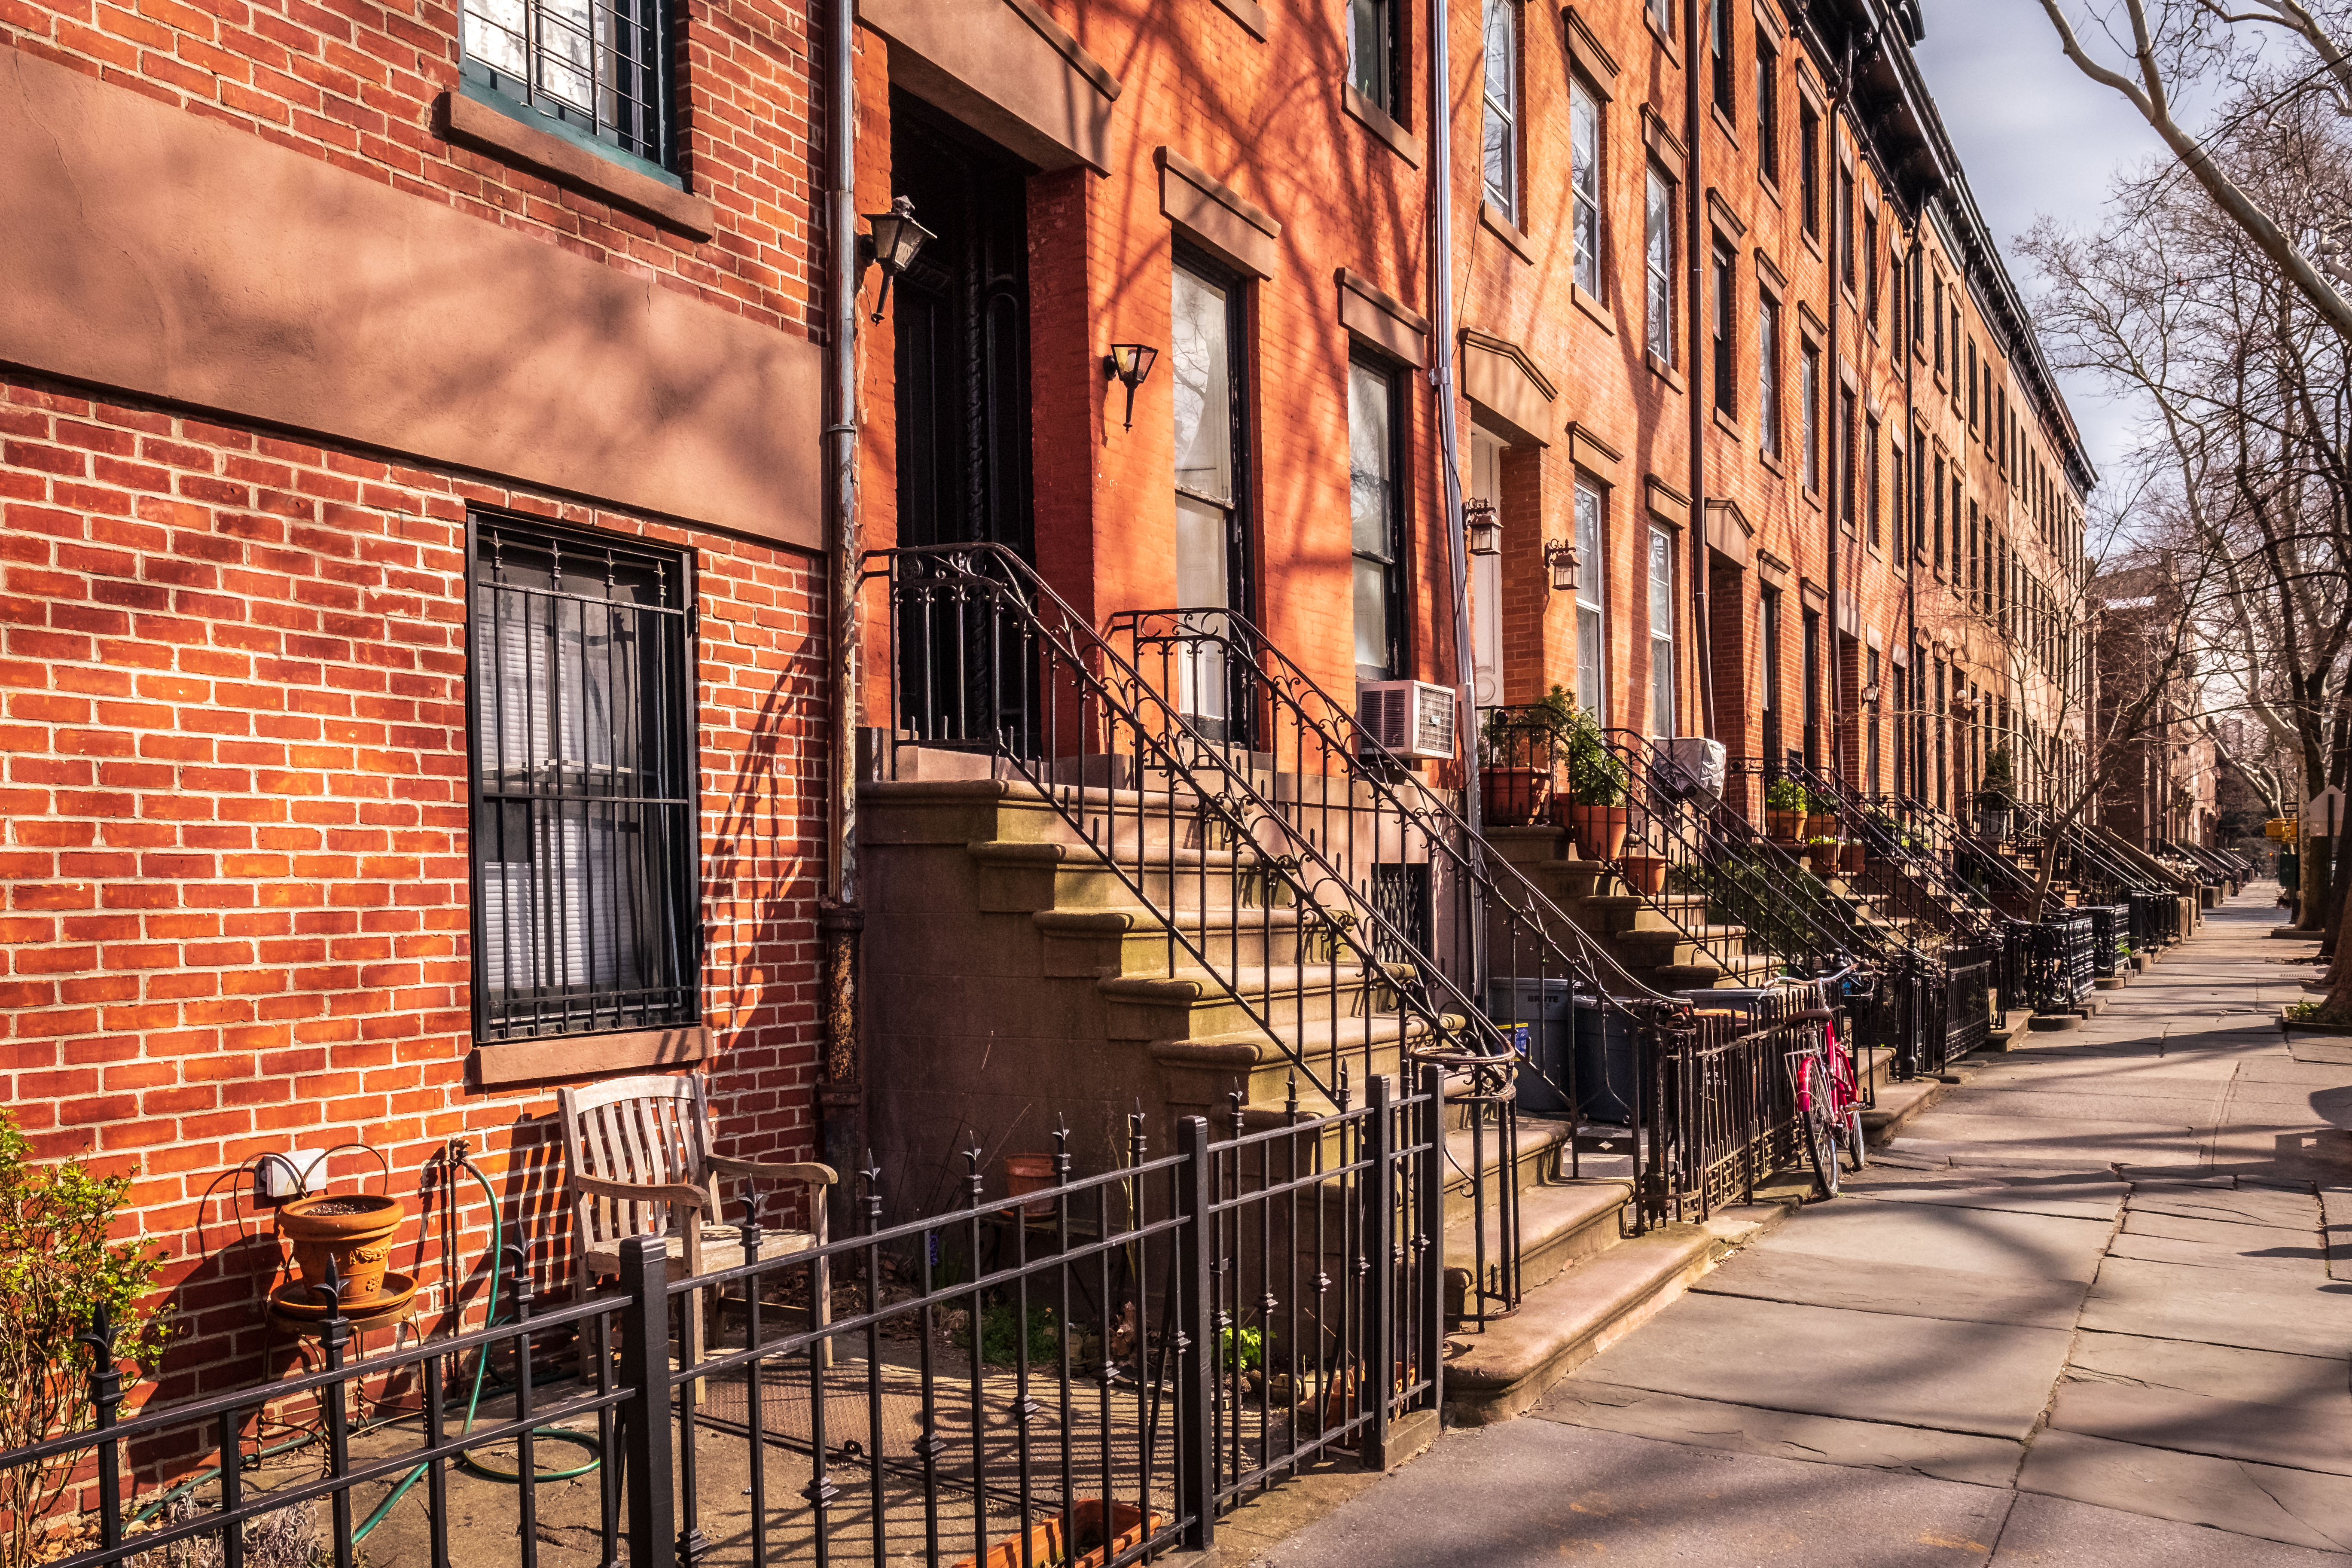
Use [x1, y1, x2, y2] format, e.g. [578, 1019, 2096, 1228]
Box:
[558, 1074, 718, 1257]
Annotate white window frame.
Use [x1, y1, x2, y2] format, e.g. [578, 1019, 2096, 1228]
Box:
[1481, 0, 1521, 221]
[1648, 524, 1676, 737]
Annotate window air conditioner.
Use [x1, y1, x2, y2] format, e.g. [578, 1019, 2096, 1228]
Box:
[1357, 680, 1458, 761]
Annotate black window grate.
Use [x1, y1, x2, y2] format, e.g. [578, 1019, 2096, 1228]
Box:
[468, 516, 699, 1043]
[461, 0, 671, 168]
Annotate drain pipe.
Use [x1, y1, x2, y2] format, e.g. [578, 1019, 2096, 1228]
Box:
[819, 0, 864, 1217]
[1684, 0, 1716, 741]
[1824, 32, 1851, 785]
[1429, 0, 1478, 839]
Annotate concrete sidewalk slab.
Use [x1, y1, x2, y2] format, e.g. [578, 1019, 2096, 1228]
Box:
[2017, 1430, 2352, 1554]
[1736, 1193, 2117, 1277]
[1989, 1489, 2352, 1565]
[1534, 1379, 2025, 1487]
[1258, 1420, 2022, 1568]
[2126, 1184, 2322, 1229]
[2067, 1331, 2351, 1411]
[1694, 1249, 2092, 1328]
[1838, 1177, 2128, 1223]
[2106, 1228, 2329, 1273]
[2078, 1255, 2352, 1358]
[1568, 1293, 2077, 1440]
[2047, 1377, 2352, 1477]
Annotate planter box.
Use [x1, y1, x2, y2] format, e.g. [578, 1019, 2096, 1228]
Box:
[2280, 1009, 2352, 1037]
[1480, 766, 1552, 828]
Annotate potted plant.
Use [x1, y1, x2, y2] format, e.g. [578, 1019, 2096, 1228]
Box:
[1806, 834, 1840, 871]
[1478, 686, 1573, 827]
[1765, 778, 1808, 841]
[1802, 789, 1836, 842]
[1618, 851, 1670, 894]
[277, 1191, 405, 1305]
[1554, 704, 1630, 857]
[1840, 840, 1869, 876]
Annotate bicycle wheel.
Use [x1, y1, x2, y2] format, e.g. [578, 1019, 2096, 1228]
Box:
[1846, 1105, 1869, 1172]
[1799, 1059, 1842, 1199]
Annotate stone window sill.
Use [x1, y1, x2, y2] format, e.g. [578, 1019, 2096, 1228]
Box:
[1344, 83, 1424, 168]
[440, 88, 715, 240]
[472, 1024, 713, 1088]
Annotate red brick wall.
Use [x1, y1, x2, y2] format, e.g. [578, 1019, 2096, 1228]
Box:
[0, 372, 825, 1422]
[2, 0, 821, 335]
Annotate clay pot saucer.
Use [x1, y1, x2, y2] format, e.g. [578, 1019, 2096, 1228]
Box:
[268, 1271, 418, 1324]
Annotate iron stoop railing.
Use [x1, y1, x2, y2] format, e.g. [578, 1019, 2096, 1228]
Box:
[2, 1083, 1448, 1568]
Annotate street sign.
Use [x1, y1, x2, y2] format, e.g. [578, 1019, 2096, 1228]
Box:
[2305, 787, 2344, 837]
[2267, 818, 2298, 840]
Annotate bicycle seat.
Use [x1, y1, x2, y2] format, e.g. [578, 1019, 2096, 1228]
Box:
[1785, 1008, 1836, 1025]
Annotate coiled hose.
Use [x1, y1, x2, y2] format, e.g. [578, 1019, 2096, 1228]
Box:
[132, 1154, 601, 1541]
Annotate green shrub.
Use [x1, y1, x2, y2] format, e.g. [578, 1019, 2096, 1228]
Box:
[0, 1111, 172, 1566]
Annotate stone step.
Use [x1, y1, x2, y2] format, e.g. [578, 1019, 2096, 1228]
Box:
[1441, 1224, 1722, 1425]
[1099, 961, 1421, 1042]
[1444, 1177, 1632, 1306]
[1035, 903, 1312, 977]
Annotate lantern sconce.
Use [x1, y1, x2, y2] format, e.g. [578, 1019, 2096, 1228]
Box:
[1105, 344, 1159, 429]
[859, 195, 937, 323]
[1544, 538, 1583, 593]
[1860, 679, 1882, 706]
[1464, 498, 1501, 555]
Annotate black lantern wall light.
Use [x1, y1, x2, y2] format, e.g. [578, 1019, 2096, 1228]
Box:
[1464, 498, 1501, 555]
[1105, 344, 1158, 429]
[1543, 539, 1582, 593]
[859, 195, 936, 323]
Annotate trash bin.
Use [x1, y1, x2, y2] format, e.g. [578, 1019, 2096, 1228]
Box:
[1571, 995, 1644, 1125]
[1486, 979, 1576, 1117]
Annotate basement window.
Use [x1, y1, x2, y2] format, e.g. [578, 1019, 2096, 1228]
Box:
[468, 515, 699, 1042]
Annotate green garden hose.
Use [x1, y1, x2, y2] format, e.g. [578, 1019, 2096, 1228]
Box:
[132, 1153, 602, 1542]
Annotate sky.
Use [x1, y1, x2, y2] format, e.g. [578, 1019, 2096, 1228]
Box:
[1913, 0, 2176, 491]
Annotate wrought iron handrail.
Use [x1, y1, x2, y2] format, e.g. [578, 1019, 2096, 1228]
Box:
[870, 546, 1512, 1112]
[1766, 757, 1972, 959]
[1889, 793, 2044, 906]
[1602, 730, 1876, 978]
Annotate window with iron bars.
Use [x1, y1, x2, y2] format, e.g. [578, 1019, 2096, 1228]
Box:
[461, 0, 675, 177]
[468, 516, 699, 1043]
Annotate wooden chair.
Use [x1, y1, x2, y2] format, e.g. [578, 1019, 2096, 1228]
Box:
[557, 1074, 836, 1376]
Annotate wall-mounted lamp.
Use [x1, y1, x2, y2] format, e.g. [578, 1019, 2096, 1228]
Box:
[1544, 539, 1583, 594]
[1105, 344, 1159, 429]
[859, 195, 936, 323]
[1464, 498, 1501, 555]
[1860, 680, 1882, 706]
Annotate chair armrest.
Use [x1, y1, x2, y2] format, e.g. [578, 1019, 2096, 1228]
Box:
[574, 1174, 711, 1210]
[708, 1155, 839, 1187]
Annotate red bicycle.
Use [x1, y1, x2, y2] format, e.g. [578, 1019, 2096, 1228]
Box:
[1778, 969, 1867, 1198]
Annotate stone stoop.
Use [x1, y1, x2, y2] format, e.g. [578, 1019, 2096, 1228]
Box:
[1481, 826, 1782, 991]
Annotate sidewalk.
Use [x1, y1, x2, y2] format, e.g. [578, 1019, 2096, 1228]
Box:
[1262, 885, 2352, 1566]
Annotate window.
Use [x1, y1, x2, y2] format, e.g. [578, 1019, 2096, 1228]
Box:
[1646, 0, 1672, 36]
[1350, 356, 1406, 680]
[1837, 386, 1855, 531]
[1482, 0, 1520, 220]
[1758, 293, 1782, 458]
[1800, 342, 1821, 491]
[1172, 255, 1250, 734]
[463, 0, 674, 170]
[1711, 243, 1737, 417]
[1645, 167, 1676, 366]
[1574, 479, 1606, 719]
[1932, 272, 1946, 375]
[1802, 607, 1822, 768]
[1760, 584, 1783, 763]
[1931, 452, 1945, 570]
[1865, 648, 1882, 795]
[1865, 415, 1881, 548]
[1836, 166, 1855, 291]
[468, 516, 696, 1043]
[1570, 78, 1602, 297]
[1648, 525, 1676, 735]
[1755, 31, 1779, 184]
[1349, 0, 1402, 116]
[1864, 206, 1879, 327]
[1967, 338, 1979, 427]
[1709, 0, 1734, 118]
[1799, 103, 1820, 238]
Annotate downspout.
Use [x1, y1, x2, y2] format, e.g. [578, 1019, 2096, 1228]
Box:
[819, 0, 863, 1211]
[1685, 0, 1715, 740]
[1823, 31, 1856, 785]
[1431, 0, 1478, 841]
[1903, 220, 1918, 798]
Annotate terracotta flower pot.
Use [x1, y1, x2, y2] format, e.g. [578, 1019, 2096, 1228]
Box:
[949, 1501, 1163, 1568]
[276, 1193, 404, 1306]
[1766, 809, 1804, 841]
[1840, 842, 1869, 876]
[1003, 1153, 1059, 1217]
[1803, 813, 1836, 841]
[1559, 803, 1629, 859]
[1480, 766, 1552, 828]
[1619, 854, 1669, 896]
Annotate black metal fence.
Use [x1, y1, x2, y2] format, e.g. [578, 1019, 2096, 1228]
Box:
[2024, 912, 2096, 1016]
[1639, 979, 1839, 1225]
[2087, 904, 2131, 977]
[7, 1080, 1447, 1568]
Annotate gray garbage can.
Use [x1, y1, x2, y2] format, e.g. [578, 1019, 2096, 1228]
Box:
[1572, 996, 1644, 1124]
[1486, 978, 1577, 1117]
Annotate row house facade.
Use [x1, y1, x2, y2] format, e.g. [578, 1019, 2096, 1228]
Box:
[0, 0, 2094, 1420]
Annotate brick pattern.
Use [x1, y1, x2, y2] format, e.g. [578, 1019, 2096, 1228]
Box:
[0, 372, 826, 1415]
[2, 0, 822, 333]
